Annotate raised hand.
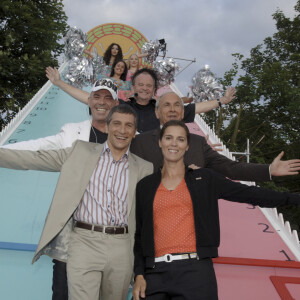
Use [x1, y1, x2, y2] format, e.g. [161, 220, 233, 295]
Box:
[220, 86, 236, 105]
[46, 66, 61, 86]
[270, 151, 300, 176]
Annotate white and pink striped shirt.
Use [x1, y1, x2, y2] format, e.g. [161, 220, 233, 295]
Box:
[74, 143, 129, 226]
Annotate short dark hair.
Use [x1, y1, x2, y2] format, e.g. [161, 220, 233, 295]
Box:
[107, 104, 138, 129]
[159, 120, 190, 145]
[132, 68, 158, 93]
[110, 60, 128, 81]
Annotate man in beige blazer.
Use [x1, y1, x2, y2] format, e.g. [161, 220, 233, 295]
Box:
[0, 104, 153, 300]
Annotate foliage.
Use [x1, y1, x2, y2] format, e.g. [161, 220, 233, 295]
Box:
[203, 1, 300, 230]
[0, 0, 68, 128]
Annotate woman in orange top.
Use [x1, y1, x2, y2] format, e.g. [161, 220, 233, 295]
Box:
[133, 120, 300, 300]
[133, 120, 218, 300]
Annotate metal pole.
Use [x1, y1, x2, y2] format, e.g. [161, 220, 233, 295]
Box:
[165, 56, 196, 62]
[231, 138, 251, 163]
[246, 138, 250, 163]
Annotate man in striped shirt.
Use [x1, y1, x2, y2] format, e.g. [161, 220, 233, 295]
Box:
[1, 78, 121, 300]
[0, 104, 153, 300]
[65, 105, 153, 300]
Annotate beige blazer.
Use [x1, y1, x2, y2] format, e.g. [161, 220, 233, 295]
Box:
[0, 140, 153, 263]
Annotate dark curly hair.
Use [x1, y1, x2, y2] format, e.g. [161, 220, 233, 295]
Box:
[132, 68, 158, 93]
[103, 43, 123, 65]
[110, 60, 128, 81]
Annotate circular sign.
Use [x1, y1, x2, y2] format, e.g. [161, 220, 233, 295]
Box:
[86, 23, 149, 67]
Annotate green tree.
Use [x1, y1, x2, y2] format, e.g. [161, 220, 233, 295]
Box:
[203, 1, 300, 230]
[0, 0, 68, 128]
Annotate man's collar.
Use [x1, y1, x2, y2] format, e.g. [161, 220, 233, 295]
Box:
[102, 142, 129, 160]
[129, 97, 156, 106]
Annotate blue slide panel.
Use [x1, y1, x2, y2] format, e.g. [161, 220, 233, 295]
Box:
[0, 84, 89, 299]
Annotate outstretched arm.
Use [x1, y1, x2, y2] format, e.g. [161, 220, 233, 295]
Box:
[194, 86, 236, 114]
[83, 49, 94, 59]
[210, 168, 300, 208]
[1, 122, 76, 151]
[0, 147, 71, 172]
[46, 66, 89, 105]
[270, 151, 300, 177]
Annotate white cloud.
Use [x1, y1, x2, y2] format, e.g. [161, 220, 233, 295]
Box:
[62, 0, 297, 94]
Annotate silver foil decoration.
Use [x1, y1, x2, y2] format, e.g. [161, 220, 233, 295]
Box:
[64, 27, 88, 61]
[154, 58, 180, 86]
[191, 65, 224, 102]
[90, 51, 107, 77]
[141, 39, 160, 62]
[62, 51, 107, 88]
[62, 56, 95, 89]
[62, 28, 108, 88]
[141, 39, 167, 63]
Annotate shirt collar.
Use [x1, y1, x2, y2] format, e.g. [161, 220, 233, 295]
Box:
[102, 142, 129, 161]
[129, 97, 156, 106]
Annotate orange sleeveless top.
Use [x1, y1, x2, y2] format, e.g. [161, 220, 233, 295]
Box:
[153, 179, 197, 257]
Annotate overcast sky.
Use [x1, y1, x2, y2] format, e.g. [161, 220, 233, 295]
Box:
[62, 0, 297, 95]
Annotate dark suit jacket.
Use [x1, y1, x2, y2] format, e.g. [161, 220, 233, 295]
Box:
[130, 128, 270, 182]
[134, 168, 300, 276]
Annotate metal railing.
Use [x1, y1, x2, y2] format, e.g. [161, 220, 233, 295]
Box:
[194, 113, 300, 260]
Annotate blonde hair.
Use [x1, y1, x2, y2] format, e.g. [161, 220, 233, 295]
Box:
[127, 53, 140, 70]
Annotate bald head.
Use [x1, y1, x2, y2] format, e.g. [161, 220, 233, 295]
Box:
[155, 92, 185, 125]
[155, 92, 184, 108]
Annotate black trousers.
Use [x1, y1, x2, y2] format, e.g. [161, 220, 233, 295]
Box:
[52, 259, 68, 300]
[144, 258, 218, 300]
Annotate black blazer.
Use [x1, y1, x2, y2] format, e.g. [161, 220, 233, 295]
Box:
[130, 129, 270, 182]
[134, 168, 300, 276]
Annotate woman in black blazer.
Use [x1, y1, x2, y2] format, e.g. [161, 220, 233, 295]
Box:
[132, 120, 300, 300]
